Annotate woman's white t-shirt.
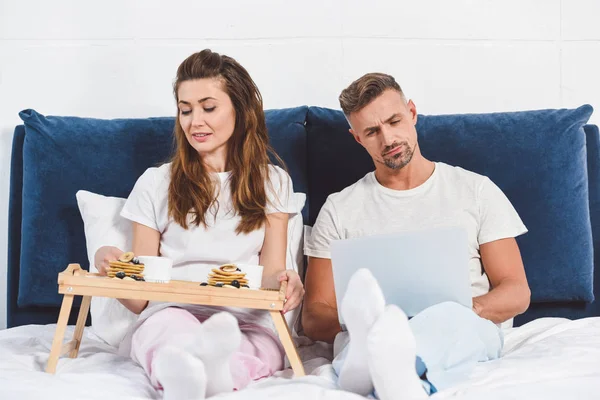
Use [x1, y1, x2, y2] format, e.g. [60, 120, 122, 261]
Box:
[118, 163, 294, 353]
[121, 162, 294, 282]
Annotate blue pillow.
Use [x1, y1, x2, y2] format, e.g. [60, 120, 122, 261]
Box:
[17, 107, 308, 307]
[584, 124, 600, 312]
[18, 110, 175, 307]
[264, 107, 309, 221]
[306, 105, 594, 303]
[515, 124, 600, 324]
[417, 106, 594, 303]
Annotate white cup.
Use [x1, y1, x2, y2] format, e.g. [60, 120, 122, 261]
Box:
[137, 256, 173, 283]
[235, 264, 264, 289]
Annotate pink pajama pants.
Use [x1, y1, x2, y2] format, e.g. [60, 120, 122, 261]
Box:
[130, 307, 285, 390]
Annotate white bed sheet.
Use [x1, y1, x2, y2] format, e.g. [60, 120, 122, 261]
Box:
[1, 317, 599, 400]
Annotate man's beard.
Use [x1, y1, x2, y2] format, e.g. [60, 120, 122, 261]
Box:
[382, 142, 414, 170]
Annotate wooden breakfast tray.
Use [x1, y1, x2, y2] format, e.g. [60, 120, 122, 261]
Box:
[46, 264, 305, 377]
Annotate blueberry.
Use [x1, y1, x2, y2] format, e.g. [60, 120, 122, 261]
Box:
[236, 267, 241, 272]
[115, 271, 126, 279]
[132, 258, 140, 265]
[242, 285, 249, 288]
[215, 283, 224, 288]
[132, 275, 143, 281]
[200, 282, 208, 286]
[137, 277, 145, 282]
[231, 280, 240, 288]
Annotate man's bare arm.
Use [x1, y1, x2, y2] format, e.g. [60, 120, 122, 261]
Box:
[473, 237, 531, 323]
[301, 257, 342, 343]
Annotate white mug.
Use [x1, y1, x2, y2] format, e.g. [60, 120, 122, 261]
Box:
[235, 264, 264, 289]
[137, 256, 173, 283]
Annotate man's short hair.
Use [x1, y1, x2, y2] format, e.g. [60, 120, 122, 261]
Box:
[339, 72, 405, 117]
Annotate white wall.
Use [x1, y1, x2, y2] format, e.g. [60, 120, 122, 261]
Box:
[1, 0, 599, 329]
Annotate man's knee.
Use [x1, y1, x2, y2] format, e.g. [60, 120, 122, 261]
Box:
[428, 301, 469, 313]
[412, 302, 500, 341]
[417, 301, 474, 322]
[421, 302, 503, 358]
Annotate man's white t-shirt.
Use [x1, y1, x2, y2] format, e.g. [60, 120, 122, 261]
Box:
[117, 163, 294, 350]
[305, 162, 528, 302]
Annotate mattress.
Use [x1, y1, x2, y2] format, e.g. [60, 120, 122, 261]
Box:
[1, 317, 599, 399]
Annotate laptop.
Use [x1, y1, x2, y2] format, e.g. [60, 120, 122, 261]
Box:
[330, 226, 472, 325]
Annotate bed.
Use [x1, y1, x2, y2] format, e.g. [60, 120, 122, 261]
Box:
[2, 317, 599, 399]
[5, 106, 600, 398]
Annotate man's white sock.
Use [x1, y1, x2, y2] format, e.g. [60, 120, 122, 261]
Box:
[194, 312, 242, 397]
[367, 305, 427, 400]
[338, 268, 386, 395]
[153, 346, 207, 400]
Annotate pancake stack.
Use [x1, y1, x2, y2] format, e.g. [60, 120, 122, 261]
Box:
[108, 251, 145, 281]
[206, 264, 249, 288]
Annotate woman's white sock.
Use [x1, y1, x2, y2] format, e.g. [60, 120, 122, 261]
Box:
[194, 312, 242, 397]
[153, 346, 207, 400]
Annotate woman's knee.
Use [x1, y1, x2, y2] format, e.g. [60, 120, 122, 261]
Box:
[132, 308, 202, 360]
[148, 307, 198, 325]
[134, 307, 200, 340]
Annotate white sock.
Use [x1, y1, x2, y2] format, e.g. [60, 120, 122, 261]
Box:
[367, 305, 427, 400]
[338, 268, 386, 395]
[193, 312, 242, 397]
[153, 346, 207, 400]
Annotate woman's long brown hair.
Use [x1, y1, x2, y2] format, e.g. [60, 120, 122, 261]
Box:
[168, 49, 283, 234]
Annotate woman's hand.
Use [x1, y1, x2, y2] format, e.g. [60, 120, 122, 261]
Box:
[277, 270, 305, 314]
[94, 246, 124, 275]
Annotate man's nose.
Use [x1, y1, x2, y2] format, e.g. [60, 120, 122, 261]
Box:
[380, 127, 395, 146]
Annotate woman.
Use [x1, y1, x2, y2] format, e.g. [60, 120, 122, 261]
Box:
[94, 49, 304, 399]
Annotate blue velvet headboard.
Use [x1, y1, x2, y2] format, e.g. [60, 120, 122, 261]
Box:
[7, 106, 599, 328]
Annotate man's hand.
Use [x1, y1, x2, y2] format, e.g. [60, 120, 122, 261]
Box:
[94, 246, 124, 275]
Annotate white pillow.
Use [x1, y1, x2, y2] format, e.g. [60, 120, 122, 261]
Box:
[284, 192, 306, 337]
[286, 192, 306, 276]
[76, 190, 307, 346]
[75, 190, 137, 348]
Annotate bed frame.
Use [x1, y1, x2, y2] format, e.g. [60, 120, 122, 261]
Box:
[46, 264, 305, 377]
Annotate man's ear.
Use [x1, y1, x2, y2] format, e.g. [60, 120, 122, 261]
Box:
[350, 128, 363, 146]
[407, 99, 418, 125]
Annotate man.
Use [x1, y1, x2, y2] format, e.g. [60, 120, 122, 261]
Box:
[302, 73, 531, 399]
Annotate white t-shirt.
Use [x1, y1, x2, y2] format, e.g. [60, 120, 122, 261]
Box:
[119, 163, 294, 336]
[121, 163, 294, 281]
[305, 162, 528, 301]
